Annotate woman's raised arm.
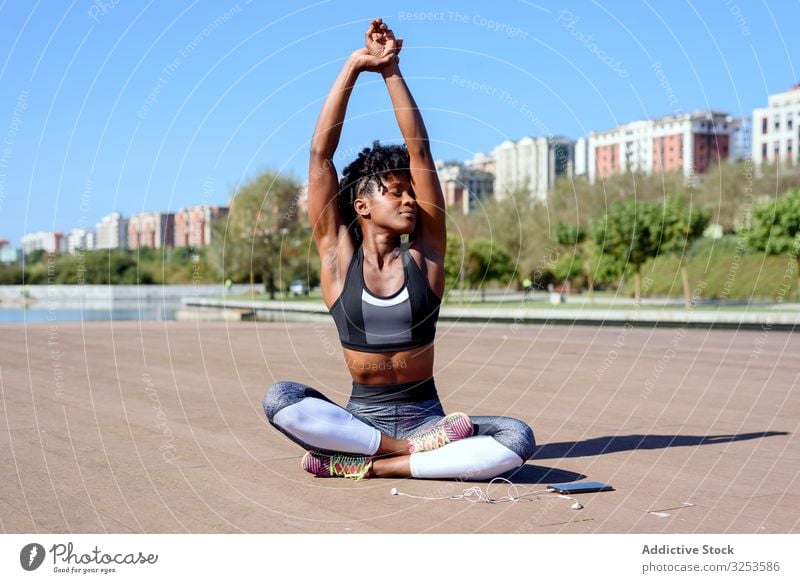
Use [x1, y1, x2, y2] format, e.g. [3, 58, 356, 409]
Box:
[378, 28, 446, 261]
[308, 22, 399, 255]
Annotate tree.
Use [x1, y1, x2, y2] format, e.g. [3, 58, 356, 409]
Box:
[464, 238, 514, 301]
[443, 233, 465, 302]
[550, 252, 582, 290]
[553, 222, 586, 247]
[551, 222, 586, 293]
[590, 198, 660, 303]
[0, 263, 23, 285]
[482, 189, 533, 285]
[655, 195, 710, 307]
[278, 229, 320, 291]
[696, 161, 800, 231]
[208, 170, 301, 299]
[746, 187, 800, 301]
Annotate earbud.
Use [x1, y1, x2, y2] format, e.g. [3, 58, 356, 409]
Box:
[390, 487, 399, 496]
[571, 502, 583, 510]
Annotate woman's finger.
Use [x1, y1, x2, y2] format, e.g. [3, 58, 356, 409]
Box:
[365, 21, 376, 44]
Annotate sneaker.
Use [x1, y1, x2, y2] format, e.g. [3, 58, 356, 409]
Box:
[408, 412, 473, 454]
[302, 452, 373, 480]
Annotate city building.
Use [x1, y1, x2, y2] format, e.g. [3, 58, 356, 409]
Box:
[588, 110, 741, 183]
[66, 228, 95, 253]
[174, 205, 229, 247]
[435, 161, 494, 214]
[95, 212, 128, 249]
[492, 136, 575, 202]
[127, 212, 175, 249]
[733, 115, 752, 161]
[574, 137, 589, 177]
[466, 152, 496, 174]
[752, 84, 800, 166]
[0, 239, 19, 263]
[21, 231, 63, 255]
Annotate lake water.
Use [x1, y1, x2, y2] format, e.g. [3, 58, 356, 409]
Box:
[0, 284, 261, 324]
[0, 303, 179, 324]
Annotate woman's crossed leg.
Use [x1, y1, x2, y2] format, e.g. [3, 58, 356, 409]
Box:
[263, 380, 535, 481]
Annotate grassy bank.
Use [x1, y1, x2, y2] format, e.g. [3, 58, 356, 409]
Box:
[637, 236, 799, 302]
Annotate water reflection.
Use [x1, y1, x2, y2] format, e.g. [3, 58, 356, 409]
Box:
[0, 304, 178, 323]
[0, 301, 330, 324]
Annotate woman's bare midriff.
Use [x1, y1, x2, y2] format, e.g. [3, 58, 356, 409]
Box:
[343, 343, 434, 385]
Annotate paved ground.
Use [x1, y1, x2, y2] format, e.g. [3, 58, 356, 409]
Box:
[1, 320, 798, 533]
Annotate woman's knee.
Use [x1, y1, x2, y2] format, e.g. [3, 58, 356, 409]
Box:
[514, 420, 536, 461]
[487, 417, 536, 462]
[262, 381, 309, 423]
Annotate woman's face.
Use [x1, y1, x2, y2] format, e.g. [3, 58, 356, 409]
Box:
[357, 174, 417, 235]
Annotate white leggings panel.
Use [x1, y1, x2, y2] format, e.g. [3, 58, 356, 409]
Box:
[271, 397, 382, 455]
[409, 435, 524, 480]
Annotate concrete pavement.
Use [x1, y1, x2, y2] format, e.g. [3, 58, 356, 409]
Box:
[1, 320, 798, 533]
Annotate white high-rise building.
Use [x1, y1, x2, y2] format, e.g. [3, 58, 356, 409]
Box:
[21, 231, 63, 255]
[0, 239, 18, 263]
[66, 228, 95, 253]
[574, 137, 589, 177]
[492, 136, 574, 202]
[752, 84, 800, 166]
[95, 212, 128, 249]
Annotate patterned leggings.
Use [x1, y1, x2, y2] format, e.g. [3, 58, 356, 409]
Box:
[262, 380, 536, 480]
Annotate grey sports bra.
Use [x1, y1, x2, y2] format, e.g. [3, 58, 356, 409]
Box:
[329, 246, 441, 353]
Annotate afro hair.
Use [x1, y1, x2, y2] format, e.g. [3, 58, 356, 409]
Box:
[338, 141, 411, 243]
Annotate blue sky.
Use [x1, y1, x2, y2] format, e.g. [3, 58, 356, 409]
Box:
[0, 0, 798, 246]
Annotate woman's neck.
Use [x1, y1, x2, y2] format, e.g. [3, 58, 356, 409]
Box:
[360, 232, 402, 269]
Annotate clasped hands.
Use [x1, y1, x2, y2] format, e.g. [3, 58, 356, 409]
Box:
[350, 18, 404, 73]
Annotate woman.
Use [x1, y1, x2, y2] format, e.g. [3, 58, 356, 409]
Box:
[263, 19, 534, 480]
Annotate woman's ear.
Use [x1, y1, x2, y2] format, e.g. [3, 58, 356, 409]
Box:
[354, 196, 370, 217]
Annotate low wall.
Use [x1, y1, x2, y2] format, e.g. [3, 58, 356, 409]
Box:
[180, 297, 800, 331]
[0, 284, 262, 302]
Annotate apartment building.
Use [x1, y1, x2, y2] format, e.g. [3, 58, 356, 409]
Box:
[435, 161, 494, 214]
[127, 212, 175, 249]
[574, 138, 589, 177]
[492, 136, 574, 201]
[0, 239, 18, 263]
[588, 111, 740, 182]
[95, 212, 128, 249]
[752, 84, 800, 166]
[21, 231, 63, 255]
[466, 152, 496, 174]
[66, 228, 95, 253]
[174, 205, 229, 247]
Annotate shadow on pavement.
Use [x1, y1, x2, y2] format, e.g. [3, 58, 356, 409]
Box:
[531, 431, 789, 460]
[502, 464, 585, 484]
